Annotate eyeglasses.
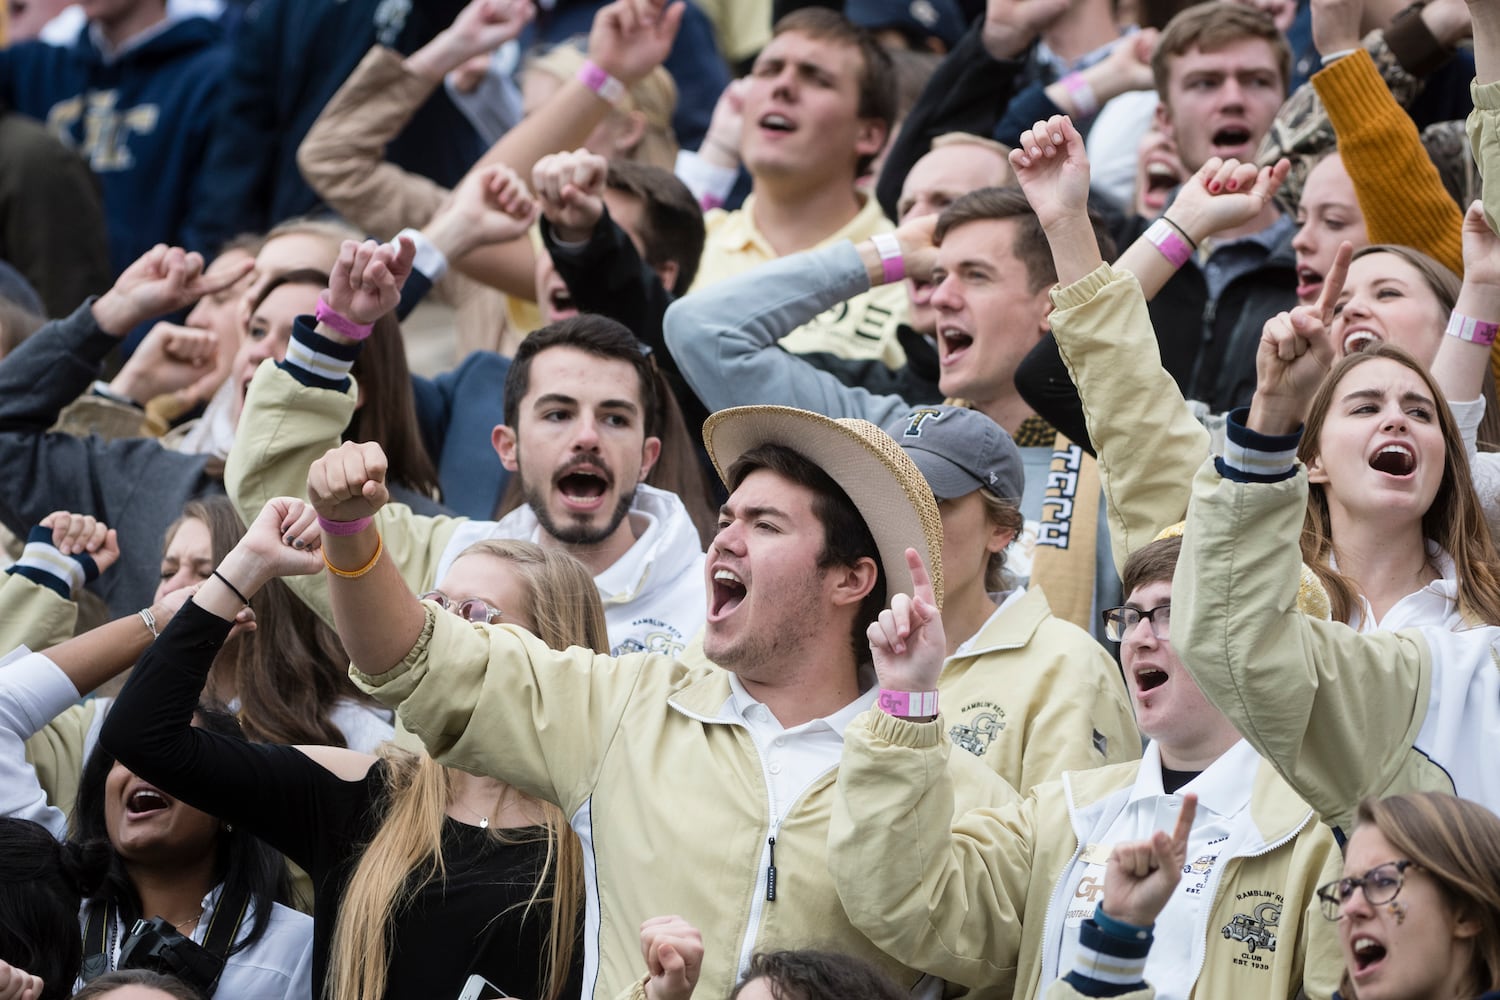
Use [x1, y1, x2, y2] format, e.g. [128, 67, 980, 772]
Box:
[419, 592, 504, 625]
[1316, 860, 1416, 921]
[1101, 603, 1171, 642]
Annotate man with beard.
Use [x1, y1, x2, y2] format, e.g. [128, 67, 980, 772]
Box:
[227, 238, 705, 655]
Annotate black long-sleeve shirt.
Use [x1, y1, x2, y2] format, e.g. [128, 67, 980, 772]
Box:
[102, 600, 583, 1000]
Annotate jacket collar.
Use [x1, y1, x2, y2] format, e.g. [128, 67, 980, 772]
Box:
[943, 587, 1048, 664]
[1065, 741, 1315, 848]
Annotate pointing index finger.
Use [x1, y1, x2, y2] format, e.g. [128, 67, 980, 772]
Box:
[1315, 241, 1353, 325]
[1171, 792, 1198, 850]
[905, 547, 935, 610]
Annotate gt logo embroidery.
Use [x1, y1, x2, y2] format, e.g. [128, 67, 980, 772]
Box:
[902, 408, 945, 438]
[613, 619, 686, 657]
[46, 93, 160, 172]
[949, 706, 1005, 756]
[1223, 896, 1282, 969]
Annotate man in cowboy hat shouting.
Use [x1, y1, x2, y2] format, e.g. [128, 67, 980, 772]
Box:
[293, 404, 1017, 1000]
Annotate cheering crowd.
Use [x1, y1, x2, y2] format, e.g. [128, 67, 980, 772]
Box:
[2, 0, 1500, 997]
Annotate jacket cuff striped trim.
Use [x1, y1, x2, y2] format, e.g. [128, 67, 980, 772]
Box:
[1217, 406, 1302, 482]
[280, 317, 361, 390]
[1062, 914, 1153, 997]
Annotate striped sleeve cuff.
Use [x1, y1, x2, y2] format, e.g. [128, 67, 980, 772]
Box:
[1062, 910, 1153, 997]
[279, 317, 361, 390]
[1216, 406, 1302, 483]
[5, 526, 99, 598]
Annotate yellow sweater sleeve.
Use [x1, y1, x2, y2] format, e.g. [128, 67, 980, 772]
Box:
[1313, 49, 1464, 277]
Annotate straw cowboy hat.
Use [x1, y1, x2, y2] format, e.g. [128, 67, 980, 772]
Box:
[702, 405, 947, 610]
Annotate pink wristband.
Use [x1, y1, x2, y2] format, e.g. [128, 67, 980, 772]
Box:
[1446, 312, 1500, 347]
[1060, 71, 1099, 119]
[870, 232, 905, 284]
[317, 515, 374, 536]
[315, 291, 375, 342]
[1145, 219, 1194, 269]
[577, 60, 626, 105]
[877, 688, 939, 718]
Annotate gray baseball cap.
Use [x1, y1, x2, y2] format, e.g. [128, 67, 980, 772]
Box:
[886, 405, 1025, 502]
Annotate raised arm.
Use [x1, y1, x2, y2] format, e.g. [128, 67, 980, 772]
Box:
[296, 0, 535, 244]
[101, 496, 383, 868]
[1010, 116, 1215, 568]
[225, 237, 465, 626]
[466, 0, 684, 179]
[1432, 202, 1500, 408]
[829, 551, 1031, 990]
[663, 215, 934, 424]
[1172, 249, 1446, 833]
[1310, 0, 1464, 276]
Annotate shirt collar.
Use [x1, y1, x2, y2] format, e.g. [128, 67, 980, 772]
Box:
[725, 666, 879, 737]
[1128, 738, 1258, 817]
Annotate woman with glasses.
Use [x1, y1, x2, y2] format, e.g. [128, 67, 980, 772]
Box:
[1044, 791, 1500, 1000]
[101, 498, 608, 1000]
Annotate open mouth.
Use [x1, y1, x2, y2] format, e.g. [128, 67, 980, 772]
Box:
[1351, 936, 1387, 974]
[125, 788, 172, 819]
[547, 285, 576, 318]
[710, 568, 747, 620]
[938, 327, 973, 365]
[1297, 266, 1323, 302]
[1342, 329, 1381, 355]
[759, 113, 796, 134]
[1142, 163, 1183, 210]
[1134, 666, 1169, 693]
[1369, 443, 1415, 477]
[1212, 126, 1252, 150]
[557, 470, 609, 508]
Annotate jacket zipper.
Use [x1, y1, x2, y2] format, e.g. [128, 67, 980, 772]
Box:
[735, 734, 785, 979]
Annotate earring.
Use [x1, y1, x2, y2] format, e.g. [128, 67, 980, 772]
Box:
[1387, 901, 1406, 925]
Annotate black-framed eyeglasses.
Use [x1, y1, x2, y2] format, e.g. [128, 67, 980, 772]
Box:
[420, 591, 504, 625]
[1316, 860, 1417, 921]
[1101, 603, 1171, 642]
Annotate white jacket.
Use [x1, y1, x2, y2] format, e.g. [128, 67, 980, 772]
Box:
[439, 484, 707, 656]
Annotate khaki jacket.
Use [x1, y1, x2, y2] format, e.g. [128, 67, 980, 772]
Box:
[939, 586, 1140, 793]
[828, 712, 1344, 1000]
[1047, 264, 1210, 574]
[1176, 460, 1500, 833]
[352, 607, 1020, 1000]
[225, 364, 465, 628]
[0, 568, 78, 654]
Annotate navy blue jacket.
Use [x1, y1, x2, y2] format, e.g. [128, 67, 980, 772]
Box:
[412, 352, 513, 521]
[0, 18, 229, 277]
[192, 0, 483, 247]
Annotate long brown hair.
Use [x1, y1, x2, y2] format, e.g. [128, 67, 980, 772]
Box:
[326, 540, 607, 1000]
[1339, 793, 1500, 999]
[167, 497, 371, 746]
[347, 310, 441, 500]
[1298, 345, 1500, 625]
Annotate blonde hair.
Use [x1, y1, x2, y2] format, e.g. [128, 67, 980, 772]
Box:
[326, 540, 607, 1000]
[525, 43, 679, 170]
